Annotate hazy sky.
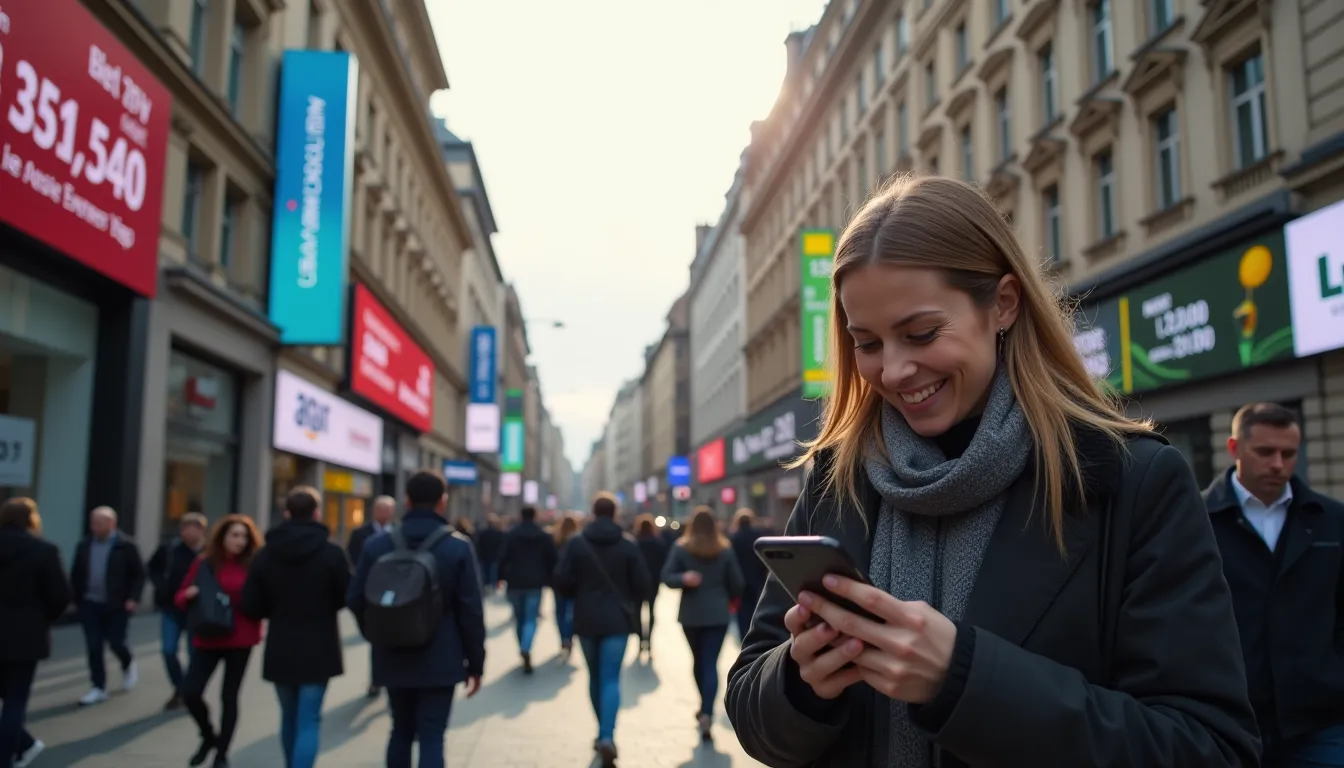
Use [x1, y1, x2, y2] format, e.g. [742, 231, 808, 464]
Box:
[427, 1, 828, 468]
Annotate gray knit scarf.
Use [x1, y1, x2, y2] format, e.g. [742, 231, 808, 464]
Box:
[865, 369, 1031, 768]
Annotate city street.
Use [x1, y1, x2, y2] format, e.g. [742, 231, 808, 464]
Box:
[26, 592, 764, 767]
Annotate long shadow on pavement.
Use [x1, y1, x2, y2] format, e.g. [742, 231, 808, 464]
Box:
[227, 693, 386, 766]
[34, 710, 177, 766]
[620, 657, 661, 709]
[447, 658, 575, 728]
[675, 742, 736, 768]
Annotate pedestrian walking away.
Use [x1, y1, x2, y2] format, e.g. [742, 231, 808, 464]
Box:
[633, 514, 669, 662]
[496, 505, 557, 674]
[347, 470, 485, 768]
[726, 176, 1260, 767]
[70, 506, 145, 707]
[474, 514, 505, 594]
[346, 495, 397, 699]
[552, 493, 651, 767]
[176, 515, 264, 768]
[146, 511, 207, 710]
[551, 513, 580, 661]
[242, 486, 351, 768]
[728, 509, 767, 642]
[0, 498, 72, 768]
[662, 506, 744, 742]
[1204, 402, 1344, 767]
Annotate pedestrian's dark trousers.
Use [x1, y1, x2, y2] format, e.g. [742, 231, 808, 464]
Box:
[386, 686, 455, 768]
[0, 661, 36, 768]
[79, 599, 131, 690]
[183, 647, 251, 756]
[641, 591, 657, 645]
[683, 624, 729, 716]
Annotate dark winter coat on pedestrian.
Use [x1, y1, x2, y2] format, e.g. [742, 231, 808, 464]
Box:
[730, 523, 768, 612]
[726, 429, 1261, 768]
[241, 518, 351, 685]
[553, 518, 650, 638]
[1204, 468, 1344, 744]
[346, 508, 486, 688]
[147, 538, 200, 613]
[496, 521, 557, 592]
[345, 522, 390, 570]
[662, 543, 745, 628]
[636, 534, 669, 601]
[71, 531, 145, 607]
[0, 528, 72, 661]
[475, 525, 505, 565]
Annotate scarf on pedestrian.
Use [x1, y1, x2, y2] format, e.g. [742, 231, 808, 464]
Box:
[865, 369, 1032, 767]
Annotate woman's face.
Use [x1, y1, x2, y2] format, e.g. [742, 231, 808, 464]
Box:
[840, 264, 1018, 437]
[222, 523, 249, 557]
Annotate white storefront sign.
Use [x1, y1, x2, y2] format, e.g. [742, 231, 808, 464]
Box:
[1286, 198, 1344, 358]
[272, 369, 384, 474]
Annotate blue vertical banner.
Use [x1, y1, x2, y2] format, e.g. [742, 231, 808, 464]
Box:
[268, 50, 359, 345]
[666, 455, 691, 488]
[468, 326, 497, 404]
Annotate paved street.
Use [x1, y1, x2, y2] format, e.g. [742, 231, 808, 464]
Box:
[27, 593, 765, 767]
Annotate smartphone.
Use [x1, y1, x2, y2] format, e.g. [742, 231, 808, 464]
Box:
[753, 535, 885, 624]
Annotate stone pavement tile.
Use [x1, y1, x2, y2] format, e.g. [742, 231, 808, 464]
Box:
[29, 591, 765, 767]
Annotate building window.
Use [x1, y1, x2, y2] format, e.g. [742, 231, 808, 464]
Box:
[961, 127, 974, 181]
[955, 23, 969, 71]
[1095, 149, 1117, 239]
[1043, 185, 1062, 262]
[1092, 0, 1113, 83]
[219, 194, 239, 270]
[896, 14, 909, 56]
[1039, 43, 1058, 124]
[838, 99, 848, 142]
[164, 350, 240, 532]
[190, 0, 209, 75]
[925, 61, 937, 106]
[183, 162, 205, 262]
[994, 0, 1010, 26]
[898, 102, 910, 155]
[995, 87, 1012, 161]
[874, 130, 888, 180]
[1154, 107, 1181, 208]
[856, 74, 867, 115]
[1150, 0, 1174, 36]
[1229, 53, 1269, 169]
[227, 22, 245, 113]
[874, 43, 885, 88]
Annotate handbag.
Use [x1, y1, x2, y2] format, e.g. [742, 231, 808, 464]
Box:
[187, 561, 235, 639]
[575, 536, 640, 635]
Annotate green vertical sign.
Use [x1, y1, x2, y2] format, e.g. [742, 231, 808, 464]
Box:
[501, 388, 525, 472]
[800, 229, 836, 399]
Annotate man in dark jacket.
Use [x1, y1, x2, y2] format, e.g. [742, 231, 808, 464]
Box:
[1204, 402, 1344, 765]
[729, 508, 768, 641]
[474, 514, 505, 595]
[70, 506, 146, 706]
[347, 471, 484, 768]
[242, 486, 350, 768]
[553, 493, 650, 765]
[146, 511, 207, 710]
[0, 497, 72, 766]
[496, 505, 557, 673]
[346, 494, 396, 697]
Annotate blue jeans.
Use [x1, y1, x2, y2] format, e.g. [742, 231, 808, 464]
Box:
[275, 683, 327, 768]
[160, 611, 194, 693]
[1275, 724, 1344, 767]
[79, 600, 131, 690]
[386, 687, 454, 768]
[507, 589, 542, 654]
[579, 635, 628, 743]
[683, 625, 728, 716]
[554, 597, 575, 645]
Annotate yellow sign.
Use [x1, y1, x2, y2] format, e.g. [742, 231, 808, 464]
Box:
[802, 231, 836, 257]
[323, 470, 354, 494]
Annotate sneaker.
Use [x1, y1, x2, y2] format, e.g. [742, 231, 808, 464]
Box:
[521, 651, 533, 674]
[78, 688, 108, 706]
[15, 739, 44, 768]
[596, 740, 618, 767]
[122, 661, 138, 691]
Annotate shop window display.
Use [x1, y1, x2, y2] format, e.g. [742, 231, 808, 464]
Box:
[163, 350, 240, 534]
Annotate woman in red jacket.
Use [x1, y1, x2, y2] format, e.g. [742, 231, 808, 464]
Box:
[175, 514, 263, 768]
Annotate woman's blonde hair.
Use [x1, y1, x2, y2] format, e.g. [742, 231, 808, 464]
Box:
[680, 506, 730, 560]
[553, 513, 579, 545]
[790, 176, 1150, 548]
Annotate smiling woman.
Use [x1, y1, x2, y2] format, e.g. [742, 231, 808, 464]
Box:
[725, 176, 1261, 768]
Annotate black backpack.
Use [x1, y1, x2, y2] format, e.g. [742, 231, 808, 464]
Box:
[361, 526, 452, 648]
[187, 561, 234, 639]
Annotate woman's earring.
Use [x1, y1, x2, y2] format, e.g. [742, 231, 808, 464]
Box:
[997, 326, 1007, 357]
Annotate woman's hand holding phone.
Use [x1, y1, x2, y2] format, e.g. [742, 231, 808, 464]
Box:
[681, 570, 703, 588]
[798, 574, 957, 705]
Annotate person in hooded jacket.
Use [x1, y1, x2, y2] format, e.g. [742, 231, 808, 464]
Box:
[633, 514, 668, 662]
[552, 493, 650, 767]
[146, 511, 207, 710]
[495, 505, 557, 674]
[241, 486, 350, 768]
[0, 498, 71, 768]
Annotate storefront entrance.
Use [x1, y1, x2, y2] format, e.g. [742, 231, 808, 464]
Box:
[322, 469, 374, 543]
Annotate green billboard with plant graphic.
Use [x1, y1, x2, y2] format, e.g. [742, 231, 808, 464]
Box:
[1072, 230, 1295, 394]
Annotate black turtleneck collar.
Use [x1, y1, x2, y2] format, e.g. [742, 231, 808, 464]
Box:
[934, 414, 982, 459]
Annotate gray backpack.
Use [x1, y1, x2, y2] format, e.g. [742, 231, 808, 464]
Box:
[361, 526, 452, 648]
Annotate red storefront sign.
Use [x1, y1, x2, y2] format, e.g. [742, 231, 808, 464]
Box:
[0, 0, 170, 297]
[697, 438, 726, 484]
[351, 283, 434, 432]
[720, 487, 736, 505]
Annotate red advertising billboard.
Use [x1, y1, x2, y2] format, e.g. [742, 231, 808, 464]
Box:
[697, 438, 726, 484]
[0, 0, 171, 297]
[351, 283, 434, 432]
